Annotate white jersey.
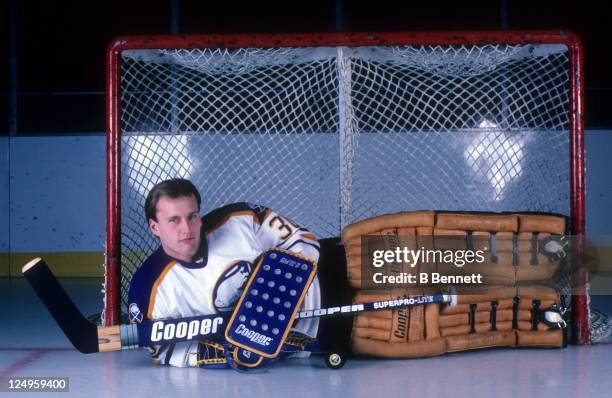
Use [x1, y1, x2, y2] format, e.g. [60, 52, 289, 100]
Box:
[128, 203, 321, 367]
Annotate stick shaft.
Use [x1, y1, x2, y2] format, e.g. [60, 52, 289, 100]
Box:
[295, 294, 450, 319]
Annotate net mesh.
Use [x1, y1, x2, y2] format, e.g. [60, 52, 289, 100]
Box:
[116, 43, 573, 320]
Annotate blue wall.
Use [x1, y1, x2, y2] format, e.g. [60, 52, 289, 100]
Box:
[9, 137, 105, 251]
[4, 136, 105, 255]
[586, 130, 612, 234]
[1, 139, 8, 254]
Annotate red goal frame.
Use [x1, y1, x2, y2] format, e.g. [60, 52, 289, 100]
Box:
[105, 31, 586, 343]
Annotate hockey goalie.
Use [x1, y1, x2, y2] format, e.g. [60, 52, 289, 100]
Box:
[22, 178, 571, 370]
[127, 178, 322, 369]
[129, 177, 570, 367]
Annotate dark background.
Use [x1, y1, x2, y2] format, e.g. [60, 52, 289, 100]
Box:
[1, 0, 609, 135]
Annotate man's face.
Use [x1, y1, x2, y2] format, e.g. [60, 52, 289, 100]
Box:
[148, 194, 202, 262]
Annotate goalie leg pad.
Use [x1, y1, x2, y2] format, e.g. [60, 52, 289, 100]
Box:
[225, 249, 317, 358]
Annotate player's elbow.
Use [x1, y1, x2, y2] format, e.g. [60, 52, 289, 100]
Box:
[295, 239, 321, 263]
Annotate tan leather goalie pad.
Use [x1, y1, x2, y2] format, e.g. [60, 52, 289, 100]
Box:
[341, 211, 566, 289]
[344, 211, 567, 358]
[351, 288, 446, 358]
[351, 286, 564, 358]
[514, 286, 564, 347]
[342, 211, 435, 288]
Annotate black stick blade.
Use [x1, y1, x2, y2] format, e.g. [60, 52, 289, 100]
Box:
[22, 258, 99, 353]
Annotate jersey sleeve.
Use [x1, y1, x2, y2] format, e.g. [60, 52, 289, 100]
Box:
[127, 259, 157, 325]
[251, 205, 321, 263]
[127, 251, 202, 368]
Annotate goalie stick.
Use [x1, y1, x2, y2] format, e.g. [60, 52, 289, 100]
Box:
[22, 257, 451, 354]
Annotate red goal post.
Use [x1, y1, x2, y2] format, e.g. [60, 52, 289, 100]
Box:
[105, 31, 586, 343]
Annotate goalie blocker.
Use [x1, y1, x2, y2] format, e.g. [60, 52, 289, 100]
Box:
[225, 248, 318, 358]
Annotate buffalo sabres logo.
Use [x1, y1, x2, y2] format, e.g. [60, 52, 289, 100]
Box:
[233, 347, 263, 367]
[213, 260, 253, 312]
[129, 303, 144, 323]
